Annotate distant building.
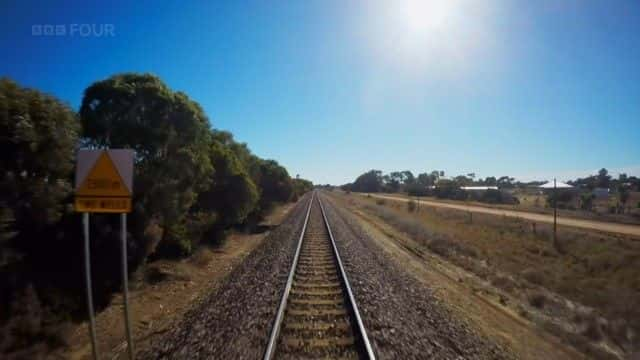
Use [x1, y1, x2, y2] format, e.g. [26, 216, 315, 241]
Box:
[461, 186, 499, 192]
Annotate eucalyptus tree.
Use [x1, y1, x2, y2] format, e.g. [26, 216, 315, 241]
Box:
[80, 73, 213, 255]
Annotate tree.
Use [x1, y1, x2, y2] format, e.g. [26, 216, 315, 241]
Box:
[351, 170, 383, 193]
[0, 78, 79, 246]
[195, 140, 258, 229]
[580, 192, 595, 211]
[497, 176, 515, 188]
[416, 172, 435, 187]
[483, 176, 498, 186]
[401, 170, 415, 186]
[454, 175, 473, 186]
[0, 79, 83, 350]
[80, 73, 213, 255]
[255, 159, 293, 211]
[618, 185, 630, 213]
[291, 178, 313, 200]
[597, 168, 611, 188]
[388, 171, 404, 192]
[434, 179, 468, 200]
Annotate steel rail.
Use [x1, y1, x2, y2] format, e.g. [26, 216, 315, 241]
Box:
[318, 194, 376, 360]
[263, 192, 314, 360]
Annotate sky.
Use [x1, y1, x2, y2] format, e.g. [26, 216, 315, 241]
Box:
[2, 0, 639, 185]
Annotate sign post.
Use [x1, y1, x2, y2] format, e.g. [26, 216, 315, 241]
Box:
[75, 149, 135, 360]
[121, 213, 134, 360]
[83, 212, 99, 360]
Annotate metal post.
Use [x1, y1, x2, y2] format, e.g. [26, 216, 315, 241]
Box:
[553, 178, 557, 247]
[83, 213, 99, 360]
[121, 213, 134, 359]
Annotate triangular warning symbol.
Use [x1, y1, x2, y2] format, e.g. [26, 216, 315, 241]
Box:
[76, 152, 131, 197]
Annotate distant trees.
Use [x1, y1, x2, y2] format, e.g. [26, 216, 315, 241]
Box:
[345, 170, 384, 193]
[597, 168, 611, 188]
[433, 179, 468, 200]
[291, 178, 314, 201]
[416, 172, 437, 187]
[346, 167, 639, 211]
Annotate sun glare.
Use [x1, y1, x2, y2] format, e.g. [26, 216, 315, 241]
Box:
[362, 0, 496, 77]
[402, 0, 456, 34]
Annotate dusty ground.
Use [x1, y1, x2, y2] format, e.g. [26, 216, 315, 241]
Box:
[368, 193, 640, 236]
[333, 191, 640, 359]
[53, 202, 296, 360]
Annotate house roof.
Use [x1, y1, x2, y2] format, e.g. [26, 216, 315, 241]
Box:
[461, 186, 499, 190]
[539, 181, 573, 189]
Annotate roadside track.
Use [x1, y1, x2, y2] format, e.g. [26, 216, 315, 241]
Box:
[367, 193, 640, 237]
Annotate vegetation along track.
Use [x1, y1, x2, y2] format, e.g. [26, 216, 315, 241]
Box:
[264, 192, 375, 360]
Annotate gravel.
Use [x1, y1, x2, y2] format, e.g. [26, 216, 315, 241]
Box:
[140, 193, 312, 359]
[319, 193, 513, 359]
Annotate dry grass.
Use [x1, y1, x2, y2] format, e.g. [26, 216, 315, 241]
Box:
[343, 192, 640, 357]
[191, 247, 215, 268]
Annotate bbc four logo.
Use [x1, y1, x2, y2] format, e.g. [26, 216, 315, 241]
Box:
[32, 24, 115, 37]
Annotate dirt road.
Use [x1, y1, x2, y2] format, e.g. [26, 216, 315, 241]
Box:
[368, 193, 640, 237]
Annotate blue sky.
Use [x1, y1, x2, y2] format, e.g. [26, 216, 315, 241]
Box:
[2, 1, 639, 184]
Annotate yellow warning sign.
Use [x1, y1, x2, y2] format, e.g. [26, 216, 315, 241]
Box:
[75, 150, 134, 213]
[75, 197, 132, 213]
[77, 152, 131, 197]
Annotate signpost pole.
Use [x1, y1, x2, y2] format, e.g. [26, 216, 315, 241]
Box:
[83, 213, 99, 360]
[121, 213, 134, 359]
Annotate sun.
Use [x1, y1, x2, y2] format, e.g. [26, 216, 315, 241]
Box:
[401, 0, 457, 35]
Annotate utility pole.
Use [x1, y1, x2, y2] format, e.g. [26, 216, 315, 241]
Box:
[553, 178, 557, 249]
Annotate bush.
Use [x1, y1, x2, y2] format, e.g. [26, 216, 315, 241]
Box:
[546, 190, 576, 208]
[406, 183, 429, 197]
[434, 181, 468, 200]
[376, 199, 386, 206]
[407, 199, 417, 212]
[521, 268, 545, 286]
[478, 189, 519, 205]
[528, 292, 547, 308]
[582, 315, 604, 341]
[490, 275, 519, 293]
[428, 238, 452, 257]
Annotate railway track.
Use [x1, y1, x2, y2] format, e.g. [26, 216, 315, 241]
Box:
[264, 192, 375, 360]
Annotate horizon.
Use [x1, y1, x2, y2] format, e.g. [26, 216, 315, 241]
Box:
[2, 0, 639, 185]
